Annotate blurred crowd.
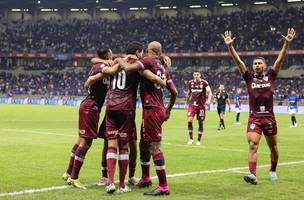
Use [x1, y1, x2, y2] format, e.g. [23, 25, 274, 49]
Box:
[0, 7, 303, 54]
[1, 69, 303, 100]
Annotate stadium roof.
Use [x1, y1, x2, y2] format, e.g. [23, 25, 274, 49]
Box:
[0, 0, 293, 9]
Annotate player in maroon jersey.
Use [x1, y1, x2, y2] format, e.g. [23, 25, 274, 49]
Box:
[62, 47, 121, 189]
[186, 70, 212, 145]
[115, 41, 178, 196]
[223, 28, 296, 184]
[85, 41, 167, 193]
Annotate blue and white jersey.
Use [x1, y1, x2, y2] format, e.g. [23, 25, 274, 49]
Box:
[288, 95, 298, 110]
[234, 94, 241, 108]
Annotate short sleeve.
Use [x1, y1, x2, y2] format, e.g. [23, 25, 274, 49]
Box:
[268, 69, 277, 81]
[242, 70, 252, 83]
[137, 57, 152, 71]
[89, 64, 106, 76]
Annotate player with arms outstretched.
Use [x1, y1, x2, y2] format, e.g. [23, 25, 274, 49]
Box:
[186, 70, 212, 145]
[223, 28, 296, 184]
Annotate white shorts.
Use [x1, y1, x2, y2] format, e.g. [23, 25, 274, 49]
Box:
[289, 108, 297, 115]
[235, 107, 241, 113]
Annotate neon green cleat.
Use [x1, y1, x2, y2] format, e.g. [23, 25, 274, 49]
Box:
[67, 178, 87, 189]
[62, 172, 70, 181]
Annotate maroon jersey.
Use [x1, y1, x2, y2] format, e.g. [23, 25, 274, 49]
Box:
[84, 63, 109, 109]
[106, 58, 140, 110]
[243, 69, 277, 116]
[137, 56, 167, 108]
[188, 79, 209, 107]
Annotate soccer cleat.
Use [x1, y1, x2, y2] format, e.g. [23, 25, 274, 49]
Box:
[243, 174, 258, 185]
[62, 172, 70, 181]
[269, 172, 278, 181]
[128, 176, 139, 186]
[97, 177, 108, 186]
[136, 178, 152, 188]
[187, 139, 194, 145]
[106, 183, 116, 194]
[118, 185, 132, 193]
[294, 123, 298, 127]
[144, 185, 170, 196]
[289, 125, 294, 128]
[67, 178, 87, 189]
[196, 141, 201, 146]
[236, 122, 241, 125]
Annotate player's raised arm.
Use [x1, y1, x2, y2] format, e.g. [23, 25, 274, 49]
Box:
[141, 70, 166, 88]
[115, 57, 142, 72]
[222, 31, 247, 76]
[272, 28, 296, 74]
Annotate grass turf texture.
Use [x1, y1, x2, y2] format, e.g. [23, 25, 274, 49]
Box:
[0, 104, 304, 200]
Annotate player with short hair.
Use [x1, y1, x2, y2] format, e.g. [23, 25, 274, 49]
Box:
[186, 70, 212, 145]
[115, 41, 178, 196]
[215, 84, 231, 130]
[234, 88, 242, 125]
[287, 91, 298, 128]
[62, 47, 120, 189]
[223, 28, 296, 184]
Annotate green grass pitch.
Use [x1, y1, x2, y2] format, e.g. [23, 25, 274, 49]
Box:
[0, 104, 304, 200]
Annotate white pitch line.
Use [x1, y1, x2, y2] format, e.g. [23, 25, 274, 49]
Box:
[0, 129, 75, 137]
[1, 160, 304, 197]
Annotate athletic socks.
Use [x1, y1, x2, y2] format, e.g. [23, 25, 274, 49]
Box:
[221, 119, 225, 128]
[270, 161, 277, 172]
[140, 149, 151, 179]
[198, 122, 203, 141]
[291, 116, 297, 125]
[118, 149, 129, 188]
[101, 161, 107, 178]
[153, 152, 167, 187]
[236, 113, 240, 123]
[249, 162, 257, 176]
[70, 146, 88, 179]
[129, 153, 136, 179]
[188, 122, 193, 140]
[67, 144, 79, 175]
[106, 147, 117, 185]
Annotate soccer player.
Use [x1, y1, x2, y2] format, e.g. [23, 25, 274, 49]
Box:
[115, 41, 177, 196]
[287, 91, 298, 127]
[87, 41, 167, 193]
[186, 70, 212, 145]
[234, 88, 242, 125]
[215, 84, 231, 130]
[62, 47, 120, 189]
[223, 28, 296, 184]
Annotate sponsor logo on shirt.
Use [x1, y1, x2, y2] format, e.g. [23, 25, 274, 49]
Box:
[250, 124, 256, 130]
[79, 129, 86, 134]
[251, 82, 271, 89]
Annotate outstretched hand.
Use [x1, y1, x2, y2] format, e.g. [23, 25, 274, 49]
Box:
[222, 31, 235, 46]
[282, 28, 296, 43]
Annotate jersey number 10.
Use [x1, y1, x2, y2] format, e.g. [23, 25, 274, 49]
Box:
[112, 70, 127, 90]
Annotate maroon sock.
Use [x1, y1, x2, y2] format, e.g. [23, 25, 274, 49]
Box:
[101, 161, 107, 178]
[197, 132, 203, 142]
[67, 144, 79, 174]
[106, 147, 117, 185]
[270, 161, 277, 172]
[70, 146, 88, 179]
[118, 149, 129, 188]
[249, 162, 257, 176]
[129, 153, 136, 179]
[140, 151, 151, 179]
[153, 152, 167, 187]
[188, 122, 193, 140]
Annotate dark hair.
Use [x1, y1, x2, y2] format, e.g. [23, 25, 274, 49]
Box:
[125, 41, 144, 55]
[253, 57, 266, 64]
[193, 68, 201, 73]
[96, 47, 111, 59]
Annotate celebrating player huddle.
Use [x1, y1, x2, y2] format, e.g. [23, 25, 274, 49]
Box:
[62, 27, 296, 194]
